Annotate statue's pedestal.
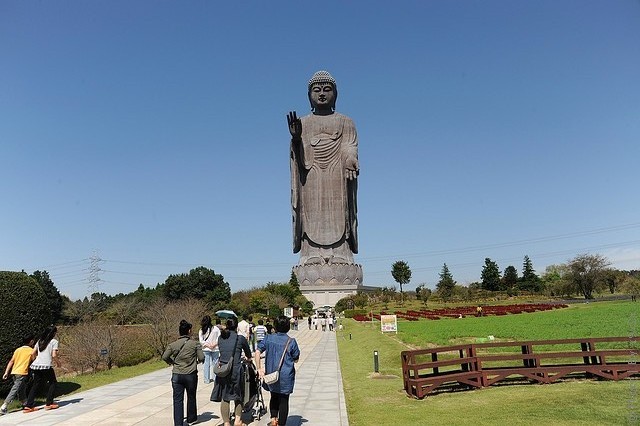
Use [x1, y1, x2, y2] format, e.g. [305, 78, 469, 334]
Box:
[294, 263, 363, 308]
[293, 263, 362, 286]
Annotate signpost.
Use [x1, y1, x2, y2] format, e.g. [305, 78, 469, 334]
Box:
[380, 315, 398, 334]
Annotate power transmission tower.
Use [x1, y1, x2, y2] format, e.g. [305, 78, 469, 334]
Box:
[88, 250, 103, 295]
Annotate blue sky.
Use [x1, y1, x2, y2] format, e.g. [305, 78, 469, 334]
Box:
[2, 1, 639, 301]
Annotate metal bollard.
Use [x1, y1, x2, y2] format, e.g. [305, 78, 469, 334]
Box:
[374, 350, 379, 373]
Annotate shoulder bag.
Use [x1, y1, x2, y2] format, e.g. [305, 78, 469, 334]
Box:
[263, 337, 291, 385]
[213, 334, 238, 377]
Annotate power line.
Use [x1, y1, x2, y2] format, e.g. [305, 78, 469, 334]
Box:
[25, 222, 640, 297]
[103, 259, 293, 268]
[41, 259, 88, 269]
[101, 269, 168, 278]
[360, 222, 640, 262]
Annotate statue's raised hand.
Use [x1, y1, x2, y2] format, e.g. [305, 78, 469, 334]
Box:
[287, 111, 302, 140]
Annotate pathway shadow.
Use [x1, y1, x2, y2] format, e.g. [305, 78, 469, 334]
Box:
[58, 398, 83, 407]
[195, 410, 219, 423]
[235, 408, 276, 425]
[56, 381, 82, 395]
[285, 415, 305, 426]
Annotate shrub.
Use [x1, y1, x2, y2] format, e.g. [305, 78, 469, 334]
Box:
[111, 326, 155, 367]
[112, 344, 155, 367]
[139, 298, 207, 357]
[60, 322, 106, 374]
[59, 323, 156, 373]
[0, 271, 52, 396]
[334, 296, 356, 313]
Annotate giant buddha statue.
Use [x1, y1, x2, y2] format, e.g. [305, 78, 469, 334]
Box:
[287, 71, 363, 288]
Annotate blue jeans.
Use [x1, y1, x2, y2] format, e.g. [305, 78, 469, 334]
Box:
[4, 374, 28, 406]
[171, 372, 198, 426]
[203, 351, 219, 383]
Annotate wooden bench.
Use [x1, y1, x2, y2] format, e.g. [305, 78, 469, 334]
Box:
[401, 336, 640, 398]
[401, 344, 482, 398]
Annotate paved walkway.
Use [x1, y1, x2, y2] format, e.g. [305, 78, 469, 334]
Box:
[0, 327, 348, 426]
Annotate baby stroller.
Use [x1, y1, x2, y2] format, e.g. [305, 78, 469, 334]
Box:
[239, 359, 267, 422]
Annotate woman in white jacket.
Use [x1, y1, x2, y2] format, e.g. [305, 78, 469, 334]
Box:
[199, 315, 220, 384]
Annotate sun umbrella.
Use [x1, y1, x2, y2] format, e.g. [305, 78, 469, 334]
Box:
[215, 310, 237, 319]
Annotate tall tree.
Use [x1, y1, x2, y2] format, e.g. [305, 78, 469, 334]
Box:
[30, 270, 64, 323]
[163, 266, 231, 308]
[566, 253, 611, 299]
[519, 255, 542, 292]
[249, 290, 269, 314]
[603, 269, 626, 294]
[502, 266, 518, 291]
[289, 270, 301, 295]
[264, 281, 299, 306]
[436, 264, 456, 302]
[541, 264, 570, 296]
[481, 258, 501, 291]
[621, 275, 640, 300]
[353, 292, 369, 309]
[391, 260, 412, 305]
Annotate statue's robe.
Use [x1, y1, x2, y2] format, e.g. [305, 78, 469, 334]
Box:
[291, 112, 358, 260]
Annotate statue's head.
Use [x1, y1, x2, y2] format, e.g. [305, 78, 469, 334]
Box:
[308, 70, 338, 112]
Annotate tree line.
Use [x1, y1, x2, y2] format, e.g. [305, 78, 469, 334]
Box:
[425, 253, 639, 301]
[0, 266, 312, 393]
[336, 253, 640, 312]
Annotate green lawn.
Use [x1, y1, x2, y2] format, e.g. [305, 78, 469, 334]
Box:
[337, 301, 640, 425]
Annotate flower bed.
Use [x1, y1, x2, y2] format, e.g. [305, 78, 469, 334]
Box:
[350, 303, 568, 322]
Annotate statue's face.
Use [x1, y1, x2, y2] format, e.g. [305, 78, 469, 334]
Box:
[310, 83, 335, 110]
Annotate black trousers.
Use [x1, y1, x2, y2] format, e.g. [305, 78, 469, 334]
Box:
[269, 392, 290, 425]
[25, 368, 57, 407]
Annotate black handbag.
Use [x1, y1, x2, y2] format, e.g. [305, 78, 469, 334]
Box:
[213, 334, 238, 377]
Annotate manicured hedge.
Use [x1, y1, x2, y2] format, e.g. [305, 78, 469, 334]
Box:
[0, 271, 52, 396]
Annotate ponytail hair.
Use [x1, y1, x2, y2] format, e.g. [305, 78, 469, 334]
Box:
[37, 326, 57, 351]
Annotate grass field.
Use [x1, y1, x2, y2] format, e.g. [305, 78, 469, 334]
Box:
[337, 300, 640, 425]
[397, 300, 640, 347]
